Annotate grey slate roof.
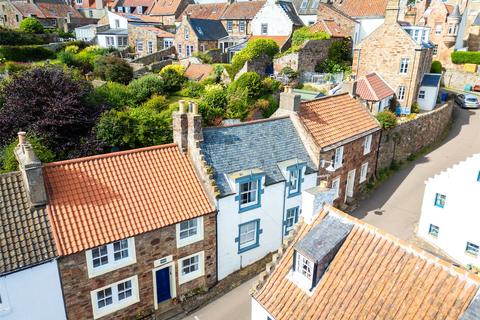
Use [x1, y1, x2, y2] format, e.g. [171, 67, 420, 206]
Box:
[278, 1, 304, 26]
[189, 18, 228, 41]
[461, 291, 480, 320]
[291, 0, 321, 16]
[200, 117, 317, 196]
[97, 28, 128, 35]
[295, 214, 353, 262]
[473, 13, 480, 26]
[421, 73, 441, 87]
[0, 172, 56, 275]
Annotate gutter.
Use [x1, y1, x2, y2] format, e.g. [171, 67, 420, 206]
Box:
[320, 127, 382, 152]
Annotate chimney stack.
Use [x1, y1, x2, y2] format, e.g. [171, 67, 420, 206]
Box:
[301, 184, 336, 223]
[172, 100, 188, 153]
[14, 132, 47, 207]
[187, 102, 203, 151]
[279, 85, 301, 113]
[384, 0, 400, 25]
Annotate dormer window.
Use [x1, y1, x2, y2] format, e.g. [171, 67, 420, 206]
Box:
[296, 252, 313, 280]
[234, 173, 264, 213]
[136, 5, 143, 14]
[289, 169, 299, 192]
[448, 24, 457, 35]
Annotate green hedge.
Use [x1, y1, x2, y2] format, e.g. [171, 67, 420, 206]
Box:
[0, 45, 55, 62]
[0, 28, 44, 45]
[451, 51, 480, 65]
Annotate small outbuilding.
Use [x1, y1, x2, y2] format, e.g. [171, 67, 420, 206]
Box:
[417, 73, 442, 111]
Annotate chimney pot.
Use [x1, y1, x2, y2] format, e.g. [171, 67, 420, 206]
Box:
[192, 102, 199, 115]
[18, 131, 27, 145]
[179, 100, 186, 113]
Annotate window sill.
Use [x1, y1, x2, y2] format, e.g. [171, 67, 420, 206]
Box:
[178, 270, 205, 285]
[359, 178, 367, 184]
[87, 258, 136, 278]
[239, 202, 261, 213]
[287, 190, 301, 198]
[238, 242, 259, 254]
[465, 252, 479, 258]
[177, 235, 203, 248]
[93, 296, 140, 319]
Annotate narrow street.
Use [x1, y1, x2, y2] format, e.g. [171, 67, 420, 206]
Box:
[182, 103, 480, 320]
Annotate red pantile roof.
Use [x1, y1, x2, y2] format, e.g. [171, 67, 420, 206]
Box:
[177, 2, 228, 21]
[221, 1, 265, 20]
[135, 25, 174, 37]
[253, 206, 480, 320]
[11, 1, 45, 18]
[355, 72, 395, 101]
[36, 0, 82, 18]
[445, 4, 453, 15]
[43, 144, 215, 256]
[333, 0, 388, 18]
[122, 0, 153, 8]
[149, 0, 189, 16]
[308, 19, 350, 38]
[115, 11, 164, 23]
[184, 63, 214, 81]
[298, 93, 380, 148]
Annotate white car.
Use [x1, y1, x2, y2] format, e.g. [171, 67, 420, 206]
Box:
[455, 94, 480, 109]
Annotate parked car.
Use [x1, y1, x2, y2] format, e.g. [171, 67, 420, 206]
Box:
[455, 94, 480, 109]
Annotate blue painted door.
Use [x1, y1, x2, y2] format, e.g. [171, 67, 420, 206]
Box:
[156, 267, 171, 304]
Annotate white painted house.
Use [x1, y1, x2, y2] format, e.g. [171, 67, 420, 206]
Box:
[418, 154, 480, 267]
[417, 73, 442, 111]
[251, 0, 304, 36]
[97, 11, 128, 48]
[0, 137, 66, 320]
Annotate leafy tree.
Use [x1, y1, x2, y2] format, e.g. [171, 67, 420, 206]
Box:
[142, 95, 169, 112]
[128, 74, 165, 105]
[0, 135, 55, 173]
[179, 81, 205, 98]
[19, 17, 44, 34]
[199, 84, 227, 125]
[376, 111, 397, 129]
[94, 82, 133, 110]
[230, 72, 262, 99]
[94, 55, 133, 84]
[315, 40, 352, 73]
[159, 65, 186, 92]
[226, 87, 250, 120]
[0, 66, 102, 156]
[229, 39, 279, 78]
[431, 60, 443, 74]
[261, 77, 281, 94]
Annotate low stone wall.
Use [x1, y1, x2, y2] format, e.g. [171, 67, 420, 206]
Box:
[444, 68, 479, 90]
[131, 46, 176, 66]
[377, 101, 453, 171]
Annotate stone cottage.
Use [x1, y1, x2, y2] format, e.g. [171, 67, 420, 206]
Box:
[128, 24, 174, 57]
[352, 0, 433, 112]
[42, 144, 217, 320]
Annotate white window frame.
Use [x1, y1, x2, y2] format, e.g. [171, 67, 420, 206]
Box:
[227, 20, 233, 32]
[164, 39, 173, 48]
[418, 90, 425, 99]
[176, 216, 204, 248]
[466, 242, 479, 257]
[0, 279, 10, 315]
[136, 5, 143, 14]
[118, 36, 127, 47]
[239, 180, 259, 208]
[178, 43, 182, 54]
[296, 252, 313, 281]
[433, 44, 438, 55]
[106, 36, 115, 47]
[178, 251, 205, 285]
[184, 28, 189, 40]
[261, 23, 268, 35]
[435, 24, 442, 35]
[398, 86, 406, 101]
[147, 40, 153, 54]
[76, 0, 82, 4]
[90, 276, 139, 319]
[136, 40, 143, 52]
[300, 0, 308, 9]
[239, 220, 258, 250]
[114, 19, 120, 28]
[86, 238, 136, 278]
[334, 146, 344, 169]
[360, 162, 368, 183]
[186, 45, 193, 57]
[239, 20, 245, 33]
[289, 169, 300, 193]
[428, 224, 439, 238]
[331, 177, 340, 200]
[399, 58, 409, 75]
[363, 134, 372, 155]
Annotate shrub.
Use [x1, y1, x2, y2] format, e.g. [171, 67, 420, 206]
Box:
[142, 95, 169, 112]
[180, 81, 205, 98]
[376, 111, 397, 129]
[411, 102, 420, 113]
[1, 135, 55, 173]
[260, 96, 279, 118]
[261, 77, 281, 94]
[19, 17, 44, 34]
[226, 87, 250, 120]
[65, 45, 80, 54]
[230, 72, 262, 99]
[431, 60, 443, 73]
[159, 65, 186, 92]
[0, 28, 44, 45]
[291, 26, 330, 47]
[94, 55, 133, 84]
[94, 82, 133, 109]
[451, 51, 480, 65]
[3, 61, 31, 74]
[193, 51, 213, 64]
[0, 45, 55, 62]
[279, 66, 298, 79]
[199, 84, 227, 125]
[230, 39, 279, 78]
[128, 74, 165, 105]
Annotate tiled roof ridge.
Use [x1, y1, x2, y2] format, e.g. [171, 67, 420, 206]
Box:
[318, 2, 357, 22]
[204, 115, 290, 130]
[44, 143, 178, 167]
[363, 74, 379, 101]
[326, 205, 480, 285]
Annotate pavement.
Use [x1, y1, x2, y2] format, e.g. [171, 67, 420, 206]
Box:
[351, 104, 480, 240]
[182, 102, 480, 320]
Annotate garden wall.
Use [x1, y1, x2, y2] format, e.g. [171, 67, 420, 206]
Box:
[444, 68, 479, 91]
[377, 101, 453, 171]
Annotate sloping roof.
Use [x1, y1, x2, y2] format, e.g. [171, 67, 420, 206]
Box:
[445, 4, 454, 15]
[291, 0, 320, 16]
[249, 35, 289, 48]
[189, 18, 228, 41]
[298, 93, 380, 148]
[292, 89, 325, 101]
[278, 0, 303, 26]
[317, 3, 357, 23]
[184, 63, 214, 81]
[115, 12, 164, 23]
[421, 73, 442, 87]
[309, 19, 350, 38]
[200, 117, 317, 197]
[148, 0, 187, 16]
[121, 0, 153, 9]
[134, 25, 174, 37]
[36, 0, 82, 18]
[11, 1, 46, 18]
[221, 1, 265, 20]
[0, 172, 56, 275]
[355, 72, 395, 101]
[333, 0, 388, 18]
[252, 206, 480, 320]
[474, 13, 480, 26]
[43, 144, 214, 256]
[179, 3, 228, 20]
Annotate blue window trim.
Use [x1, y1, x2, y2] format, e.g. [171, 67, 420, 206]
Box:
[286, 163, 306, 198]
[234, 219, 263, 254]
[283, 206, 299, 235]
[434, 193, 446, 208]
[235, 173, 265, 213]
[477, 171, 480, 182]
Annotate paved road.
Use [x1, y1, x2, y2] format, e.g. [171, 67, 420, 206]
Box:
[352, 104, 480, 239]
[183, 104, 480, 320]
[182, 278, 256, 320]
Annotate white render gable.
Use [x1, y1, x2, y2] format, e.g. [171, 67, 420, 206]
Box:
[418, 153, 480, 266]
[251, 0, 297, 36]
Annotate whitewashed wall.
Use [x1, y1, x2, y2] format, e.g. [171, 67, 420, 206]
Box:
[251, 297, 275, 320]
[251, 1, 294, 36]
[418, 154, 480, 266]
[0, 260, 66, 320]
[217, 172, 317, 280]
[75, 27, 96, 41]
[300, 15, 317, 26]
[107, 10, 128, 29]
[358, 18, 384, 42]
[417, 85, 439, 111]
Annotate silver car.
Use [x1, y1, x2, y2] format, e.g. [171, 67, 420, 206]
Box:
[456, 94, 480, 109]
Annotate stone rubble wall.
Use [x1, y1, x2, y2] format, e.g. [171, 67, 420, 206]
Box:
[444, 68, 479, 91]
[377, 101, 453, 171]
[131, 46, 176, 66]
